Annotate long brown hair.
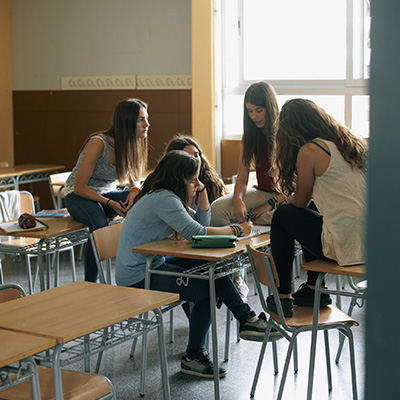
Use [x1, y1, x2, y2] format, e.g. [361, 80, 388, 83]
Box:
[275, 98, 368, 195]
[133, 150, 200, 208]
[82, 98, 148, 185]
[165, 134, 227, 203]
[242, 81, 279, 168]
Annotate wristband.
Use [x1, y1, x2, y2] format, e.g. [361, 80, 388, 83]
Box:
[230, 224, 243, 237]
[198, 186, 206, 193]
[130, 186, 140, 193]
[267, 196, 279, 210]
[106, 198, 111, 207]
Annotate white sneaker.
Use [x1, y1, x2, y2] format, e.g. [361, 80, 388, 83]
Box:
[235, 279, 249, 302]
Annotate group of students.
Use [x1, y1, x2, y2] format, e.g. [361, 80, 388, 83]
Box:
[65, 81, 367, 379]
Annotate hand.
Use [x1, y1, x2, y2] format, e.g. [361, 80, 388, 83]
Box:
[124, 191, 138, 210]
[239, 220, 253, 236]
[250, 203, 272, 221]
[108, 199, 127, 217]
[197, 181, 206, 193]
[233, 199, 247, 223]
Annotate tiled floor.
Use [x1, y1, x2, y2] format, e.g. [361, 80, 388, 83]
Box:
[1, 250, 365, 400]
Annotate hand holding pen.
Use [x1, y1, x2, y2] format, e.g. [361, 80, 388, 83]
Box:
[245, 207, 253, 221]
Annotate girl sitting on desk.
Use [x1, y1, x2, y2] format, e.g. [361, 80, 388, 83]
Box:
[267, 98, 367, 317]
[65, 98, 149, 282]
[116, 150, 279, 379]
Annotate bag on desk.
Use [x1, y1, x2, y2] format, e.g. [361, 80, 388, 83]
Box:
[191, 235, 237, 248]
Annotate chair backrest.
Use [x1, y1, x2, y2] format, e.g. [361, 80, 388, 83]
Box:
[0, 283, 26, 303]
[247, 240, 280, 289]
[49, 172, 71, 208]
[20, 191, 35, 214]
[90, 222, 124, 284]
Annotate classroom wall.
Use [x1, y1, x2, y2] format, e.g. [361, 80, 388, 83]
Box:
[9, 0, 192, 207]
[0, 0, 14, 165]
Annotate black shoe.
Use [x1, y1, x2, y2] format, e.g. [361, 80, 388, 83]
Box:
[181, 349, 227, 378]
[292, 282, 332, 307]
[239, 312, 282, 342]
[266, 295, 294, 318]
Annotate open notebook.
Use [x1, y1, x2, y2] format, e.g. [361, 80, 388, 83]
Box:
[237, 225, 270, 241]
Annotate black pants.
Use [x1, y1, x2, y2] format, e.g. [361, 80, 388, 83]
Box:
[270, 202, 329, 294]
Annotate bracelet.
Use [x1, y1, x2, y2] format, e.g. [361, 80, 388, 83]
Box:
[106, 198, 111, 207]
[267, 196, 279, 210]
[198, 186, 206, 193]
[130, 186, 140, 193]
[230, 224, 243, 237]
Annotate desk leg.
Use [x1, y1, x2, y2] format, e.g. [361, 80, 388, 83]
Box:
[208, 262, 220, 400]
[306, 272, 326, 400]
[52, 344, 64, 400]
[154, 307, 171, 400]
[37, 239, 47, 291]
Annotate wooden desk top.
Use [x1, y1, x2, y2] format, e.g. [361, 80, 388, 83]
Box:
[301, 259, 366, 278]
[0, 164, 65, 179]
[0, 281, 179, 344]
[132, 233, 270, 262]
[0, 216, 87, 240]
[0, 328, 57, 367]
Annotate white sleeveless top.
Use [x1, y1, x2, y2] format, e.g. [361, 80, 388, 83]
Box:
[312, 139, 366, 265]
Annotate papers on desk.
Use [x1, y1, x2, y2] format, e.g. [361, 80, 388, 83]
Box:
[34, 209, 70, 218]
[236, 225, 270, 241]
[0, 219, 48, 234]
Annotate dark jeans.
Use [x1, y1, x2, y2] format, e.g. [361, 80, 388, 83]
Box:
[270, 202, 328, 294]
[65, 190, 129, 282]
[132, 257, 256, 359]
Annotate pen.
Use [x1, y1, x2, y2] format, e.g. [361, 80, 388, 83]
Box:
[245, 207, 253, 221]
[119, 200, 127, 210]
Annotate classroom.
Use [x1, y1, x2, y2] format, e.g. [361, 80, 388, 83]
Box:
[0, 1, 399, 399]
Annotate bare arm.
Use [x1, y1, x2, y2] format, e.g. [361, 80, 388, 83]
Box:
[206, 220, 253, 236]
[233, 144, 251, 222]
[287, 144, 315, 208]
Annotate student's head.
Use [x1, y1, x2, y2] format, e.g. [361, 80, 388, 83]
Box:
[107, 98, 149, 185]
[165, 134, 227, 203]
[242, 81, 279, 167]
[135, 151, 201, 206]
[165, 135, 201, 162]
[275, 98, 367, 195]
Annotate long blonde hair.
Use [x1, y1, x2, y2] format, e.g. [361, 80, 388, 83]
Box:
[274, 98, 368, 195]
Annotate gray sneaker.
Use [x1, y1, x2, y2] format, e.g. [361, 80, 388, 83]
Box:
[239, 313, 282, 342]
[181, 349, 227, 378]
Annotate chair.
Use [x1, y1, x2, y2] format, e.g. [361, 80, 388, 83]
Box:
[0, 283, 116, 400]
[49, 171, 71, 209]
[246, 241, 359, 400]
[0, 191, 78, 293]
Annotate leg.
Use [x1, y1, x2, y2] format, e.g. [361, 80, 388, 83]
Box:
[211, 188, 277, 226]
[271, 203, 326, 294]
[65, 190, 128, 281]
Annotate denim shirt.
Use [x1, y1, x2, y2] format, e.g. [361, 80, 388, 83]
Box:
[116, 189, 210, 286]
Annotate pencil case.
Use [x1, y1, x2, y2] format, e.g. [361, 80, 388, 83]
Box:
[191, 235, 237, 248]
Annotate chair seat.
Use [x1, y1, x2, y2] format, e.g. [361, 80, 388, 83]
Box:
[270, 304, 359, 328]
[1, 366, 112, 400]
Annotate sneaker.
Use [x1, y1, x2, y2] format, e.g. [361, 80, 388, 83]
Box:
[266, 295, 294, 318]
[292, 282, 332, 307]
[235, 278, 250, 302]
[239, 312, 282, 342]
[181, 349, 227, 378]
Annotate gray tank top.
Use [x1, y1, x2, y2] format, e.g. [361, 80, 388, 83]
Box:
[64, 133, 118, 196]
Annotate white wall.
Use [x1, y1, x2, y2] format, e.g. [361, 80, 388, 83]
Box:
[10, 0, 191, 90]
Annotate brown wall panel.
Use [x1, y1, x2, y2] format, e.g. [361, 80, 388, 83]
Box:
[13, 89, 192, 208]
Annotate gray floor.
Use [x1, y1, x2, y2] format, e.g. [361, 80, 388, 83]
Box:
[1, 249, 365, 400]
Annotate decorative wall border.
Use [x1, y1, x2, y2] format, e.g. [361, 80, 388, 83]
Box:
[61, 74, 191, 91]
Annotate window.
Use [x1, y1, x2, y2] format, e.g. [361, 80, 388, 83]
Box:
[216, 0, 370, 139]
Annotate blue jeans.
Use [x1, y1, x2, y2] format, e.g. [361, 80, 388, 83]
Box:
[65, 190, 129, 282]
[132, 257, 256, 359]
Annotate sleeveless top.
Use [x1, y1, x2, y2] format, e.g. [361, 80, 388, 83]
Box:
[312, 139, 366, 265]
[64, 133, 118, 196]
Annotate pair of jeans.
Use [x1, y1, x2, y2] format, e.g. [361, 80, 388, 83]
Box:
[270, 202, 328, 294]
[65, 190, 129, 282]
[132, 257, 256, 359]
